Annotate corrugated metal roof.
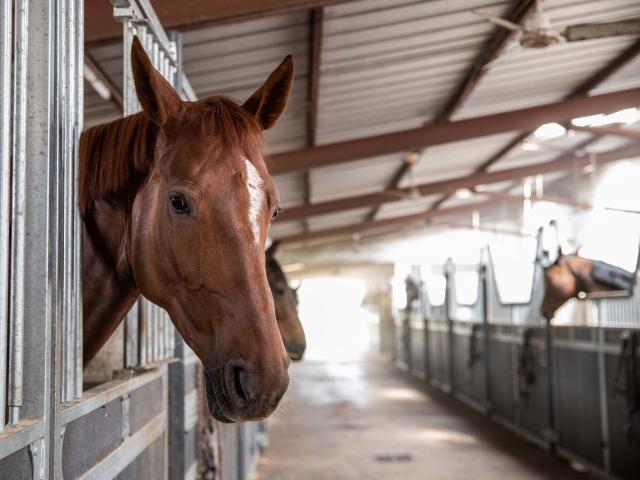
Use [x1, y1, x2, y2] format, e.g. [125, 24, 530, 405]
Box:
[317, 0, 513, 143]
[82, 0, 640, 249]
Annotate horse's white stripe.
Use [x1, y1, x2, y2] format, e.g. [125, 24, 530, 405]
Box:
[245, 158, 263, 245]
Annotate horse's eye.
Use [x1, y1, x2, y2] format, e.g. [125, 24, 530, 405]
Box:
[169, 193, 190, 215]
[271, 207, 282, 221]
[274, 286, 286, 295]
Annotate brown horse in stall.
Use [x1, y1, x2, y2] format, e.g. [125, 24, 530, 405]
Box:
[266, 241, 306, 360]
[80, 37, 294, 423]
[540, 249, 635, 320]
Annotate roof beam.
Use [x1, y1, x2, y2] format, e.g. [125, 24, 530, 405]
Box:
[302, 7, 324, 232]
[275, 143, 640, 222]
[270, 88, 640, 174]
[571, 37, 640, 97]
[363, 1, 536, 221]
[458, 37, 640, 178]
[480, 190, 640, 215]
[85, 0, 354, 45]
[277, 200, 504, 244]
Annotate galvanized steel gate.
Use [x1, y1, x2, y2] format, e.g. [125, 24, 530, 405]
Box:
[0, 1, 263, 479]
[396, 235, 640, 479]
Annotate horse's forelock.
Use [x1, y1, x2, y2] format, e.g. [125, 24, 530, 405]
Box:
[199, 96, 266, 166]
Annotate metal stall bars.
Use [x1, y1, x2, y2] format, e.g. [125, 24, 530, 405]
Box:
[552, 250, 640, 478]
[0, 0, 83, 477]
[446, 259, 489, 413]
[424, 265, 451, 393]
[0, 0, 82, 429]
[0, 0, 10, 435]
[483, 242, 553, 450]
[407, 267, 427, 380]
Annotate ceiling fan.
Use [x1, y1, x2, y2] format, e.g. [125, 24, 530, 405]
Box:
[474, 0, 640, 51]
[384, 151, 423, 200]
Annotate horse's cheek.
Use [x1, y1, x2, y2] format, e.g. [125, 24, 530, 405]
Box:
[170, 226, 202, 286]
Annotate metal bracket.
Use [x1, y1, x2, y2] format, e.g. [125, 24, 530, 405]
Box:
[28, 438, 46, 480]
[122, 394, 131, 438]
[112, 7, 135, 21]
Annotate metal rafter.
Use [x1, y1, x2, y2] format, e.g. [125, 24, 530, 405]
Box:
[426, 36, 640, 213]
[270, 88, 640, 173]
[275, 143, 640, 222]
[277, 199, 505, 244]
[302, 7, 324, 232]
[85, 0, 355, 45]
[364, 0, 536, 221]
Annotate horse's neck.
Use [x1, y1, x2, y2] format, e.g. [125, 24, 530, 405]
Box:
[82, 199, 140, 366]
[564, 256, 613, 294]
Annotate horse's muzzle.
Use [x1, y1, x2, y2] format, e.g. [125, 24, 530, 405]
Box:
[204, 357, 289, 423]
[285, 341, 306, 361]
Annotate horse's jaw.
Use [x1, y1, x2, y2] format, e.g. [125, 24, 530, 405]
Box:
[81, 203, 141, 368]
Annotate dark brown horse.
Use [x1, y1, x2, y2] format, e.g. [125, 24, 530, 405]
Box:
[80, 37, 294, 423]
[266, 241, 306, 360]
[541, 252, 634, 320]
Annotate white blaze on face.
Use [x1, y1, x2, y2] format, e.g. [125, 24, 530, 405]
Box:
[245, 158, 264, 245]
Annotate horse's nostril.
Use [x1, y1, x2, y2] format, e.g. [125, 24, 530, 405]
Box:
[232, 365, 248, 402]
[226, 358, 252, 406]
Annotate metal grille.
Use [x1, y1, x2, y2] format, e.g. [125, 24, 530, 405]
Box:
[0, 0, 83, 430]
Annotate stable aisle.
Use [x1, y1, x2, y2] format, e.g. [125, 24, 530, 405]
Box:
[255, 357, 588, 480]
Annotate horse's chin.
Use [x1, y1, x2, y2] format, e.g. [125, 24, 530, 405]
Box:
[203, 371, 236, 424]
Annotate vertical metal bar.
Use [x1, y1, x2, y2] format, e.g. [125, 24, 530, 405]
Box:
[596, 324, 610, 472]
[49, 0, 70, 472]
[152, 41, 159, 78]
[7, 0, 29, 424]
[153, 303, 158, 362]
[72, 0, 83, 398]
[480, 262, 492, 412]
[62, 0, 74, 402]
[122, 19, 140, 367]
[0, 0, 12, 431]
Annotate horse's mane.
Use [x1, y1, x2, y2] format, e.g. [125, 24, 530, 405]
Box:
[78, 96, 264, 216]
[79, 112, 156, 216]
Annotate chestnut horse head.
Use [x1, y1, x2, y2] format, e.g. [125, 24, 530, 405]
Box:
[80, 37, 294, 422]
[266, 242, 306, 360]
[541, 253, 634, 320]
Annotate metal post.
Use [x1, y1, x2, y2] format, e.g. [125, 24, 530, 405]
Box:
[7, 0, 30, 425]
[121, 17, 140, 368]
[0, 0, 12, 431]
[596, 324, 611, 472]
[445, 263, 455, 393]
[480, 262, 493, 412]
[74, 0, 84, 399]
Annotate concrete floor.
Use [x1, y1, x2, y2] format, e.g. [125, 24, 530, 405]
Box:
[255, 356, 592, 480]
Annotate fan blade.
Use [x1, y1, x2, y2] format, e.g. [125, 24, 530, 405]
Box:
[472, 10, 523, 32]
[564, 18, 640, 42]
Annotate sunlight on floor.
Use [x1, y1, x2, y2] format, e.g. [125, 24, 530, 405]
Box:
[378, 387, 425, 402]
[411, 428, 479, 446]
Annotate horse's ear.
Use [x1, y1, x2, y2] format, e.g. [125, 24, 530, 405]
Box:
[131, 36, 183, 126]
[266, 240, 280, 258]
[243, 56, 294, 130]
